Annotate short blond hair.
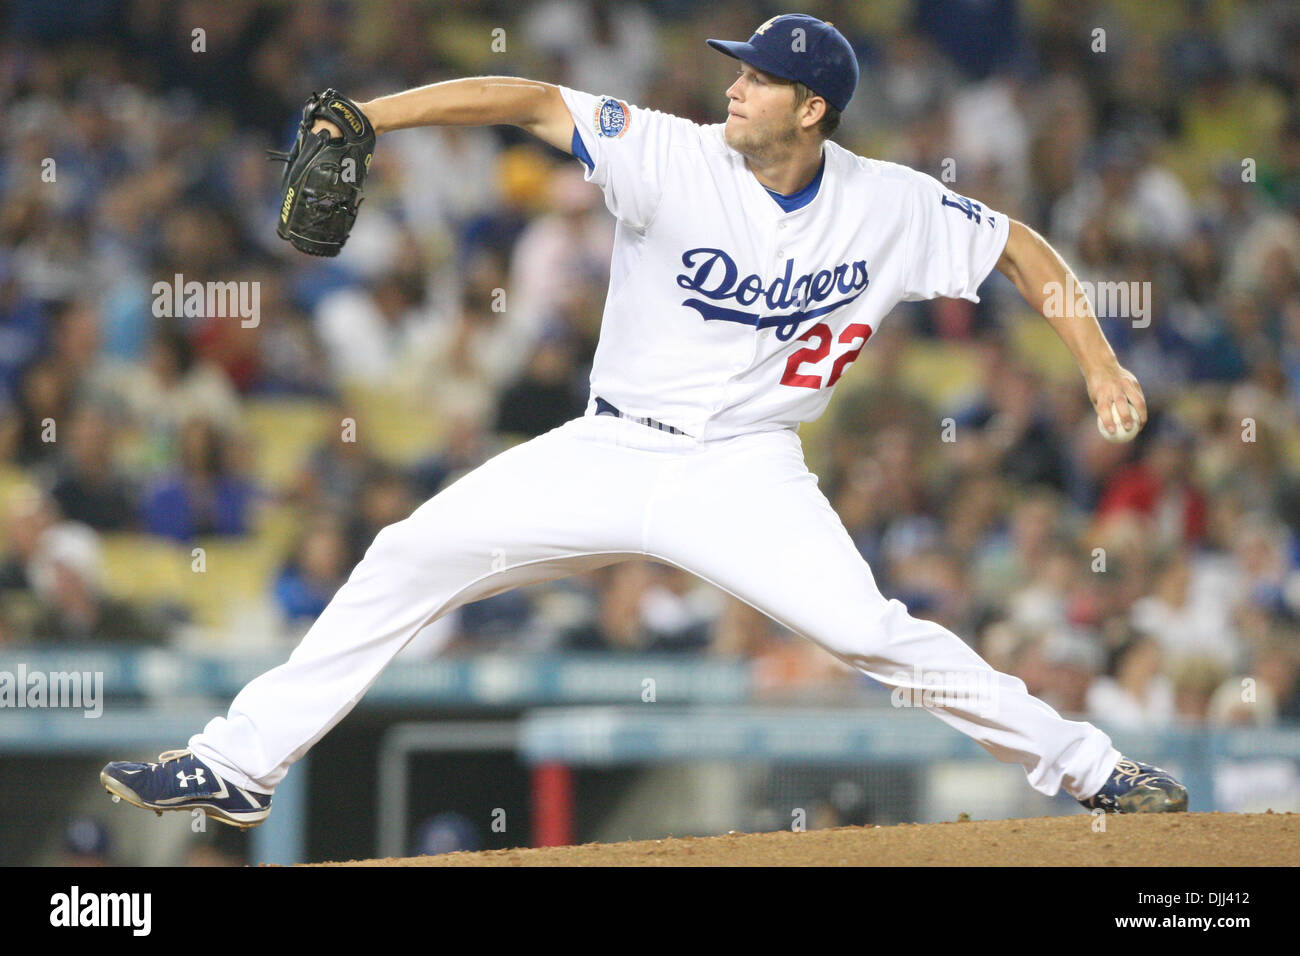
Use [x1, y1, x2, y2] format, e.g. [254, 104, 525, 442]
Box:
[792, 82, 841, 138]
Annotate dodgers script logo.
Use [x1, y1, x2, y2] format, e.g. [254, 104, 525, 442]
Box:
[596, 97, 630, 138]
[676, 248, 869, 340]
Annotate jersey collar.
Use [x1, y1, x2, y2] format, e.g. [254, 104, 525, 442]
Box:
[762, 152, 826, 213]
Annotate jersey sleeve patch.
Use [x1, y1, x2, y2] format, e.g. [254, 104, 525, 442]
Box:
[594, 97, 631, 138]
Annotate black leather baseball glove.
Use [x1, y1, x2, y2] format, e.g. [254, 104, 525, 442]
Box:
[269, 90, 376, 257]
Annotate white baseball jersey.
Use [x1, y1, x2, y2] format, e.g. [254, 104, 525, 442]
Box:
[559, 86, 1010, 440]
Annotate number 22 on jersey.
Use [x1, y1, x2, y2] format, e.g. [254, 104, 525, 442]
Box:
[780, 322, 873, 389]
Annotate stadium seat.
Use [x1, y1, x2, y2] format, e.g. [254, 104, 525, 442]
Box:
[340, 384, 444, 465]
[243, 399, 334, 491]
[185, 537, 280, 630]
[99, 533, 191, 605]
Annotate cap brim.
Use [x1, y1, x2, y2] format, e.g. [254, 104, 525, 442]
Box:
[706, 38, 799, 84]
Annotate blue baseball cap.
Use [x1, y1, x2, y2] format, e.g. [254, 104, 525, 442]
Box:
[708, 14, 858, 112]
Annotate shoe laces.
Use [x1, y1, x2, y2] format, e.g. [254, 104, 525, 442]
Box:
[158, 749, 192, 764]
[1112, 757, 1157, 787]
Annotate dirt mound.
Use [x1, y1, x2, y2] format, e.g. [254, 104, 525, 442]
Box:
[315, 811, 1297, 866]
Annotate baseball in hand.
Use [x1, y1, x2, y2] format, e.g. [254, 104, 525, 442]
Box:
[1096, 399, 1142, 443]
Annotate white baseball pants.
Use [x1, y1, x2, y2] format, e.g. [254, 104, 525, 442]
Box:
[190, 413, 1119, 799]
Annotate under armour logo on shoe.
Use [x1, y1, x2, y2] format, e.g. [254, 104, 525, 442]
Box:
[176, 768, 206, 789]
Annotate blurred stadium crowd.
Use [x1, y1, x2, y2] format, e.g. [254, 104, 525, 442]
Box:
[2, 0, 1300, 731]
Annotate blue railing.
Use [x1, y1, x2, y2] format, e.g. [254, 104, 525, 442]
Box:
[0, 648, 753, 707]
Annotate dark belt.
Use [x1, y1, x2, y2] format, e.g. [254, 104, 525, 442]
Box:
[594, 396, 687, 436]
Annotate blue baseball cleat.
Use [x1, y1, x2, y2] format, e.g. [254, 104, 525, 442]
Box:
[101, 749, 272, 829]
[1079, 756, 1189, 813]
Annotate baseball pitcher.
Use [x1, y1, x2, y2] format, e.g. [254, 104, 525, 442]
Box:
[103, 14, 1186, 829]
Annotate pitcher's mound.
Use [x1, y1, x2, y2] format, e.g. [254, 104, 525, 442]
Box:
[315, 811, 1297, 866]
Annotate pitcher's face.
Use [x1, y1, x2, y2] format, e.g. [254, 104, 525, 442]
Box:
[723, 64, 800, 159]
